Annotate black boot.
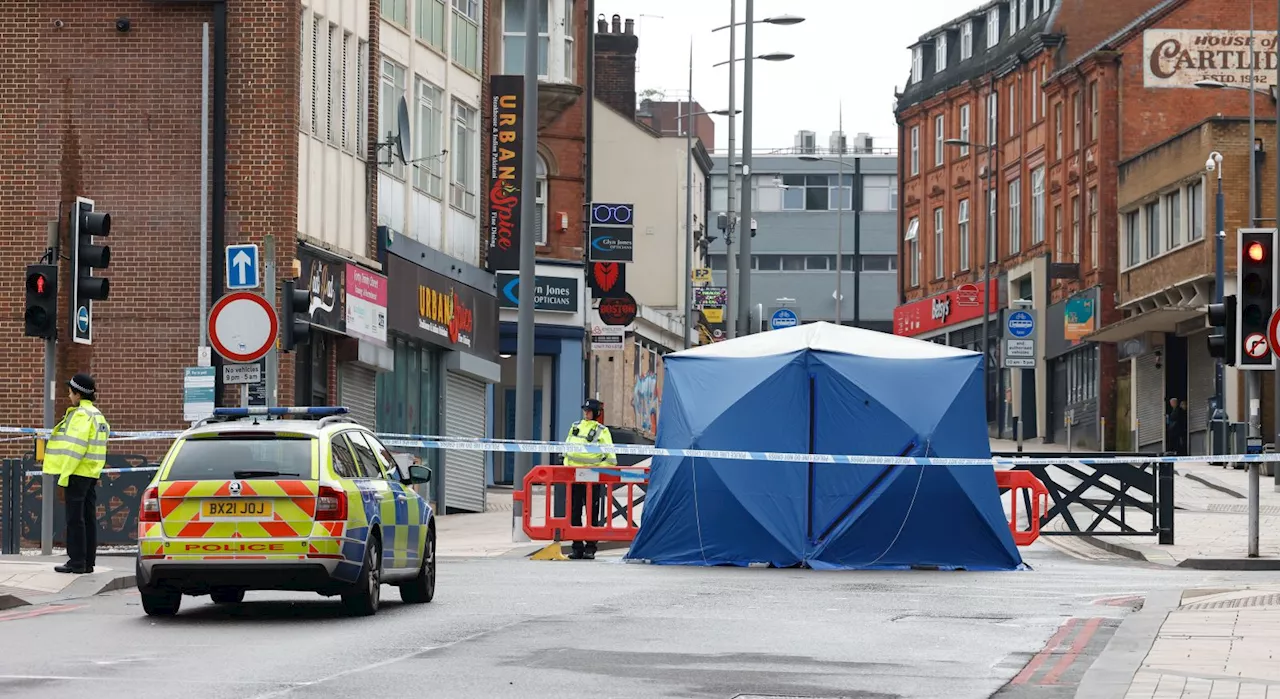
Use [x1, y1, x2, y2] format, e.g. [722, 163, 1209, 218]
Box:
[54, 563, 90, 574]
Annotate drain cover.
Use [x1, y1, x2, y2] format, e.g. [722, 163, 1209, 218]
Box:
[1182, 592, 1280, 610]
[1207, 503, 1280, 516]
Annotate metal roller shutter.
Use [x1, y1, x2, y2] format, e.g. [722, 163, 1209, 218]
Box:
[444, 372, 486, 514]
[1186, 330, 1213, 434]
[338, 363, 378, 430]
[1135, 352, 1164, 449]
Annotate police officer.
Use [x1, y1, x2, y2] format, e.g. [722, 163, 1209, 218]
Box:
[563, 399, 616, 560]
[42, 374, 110, 574]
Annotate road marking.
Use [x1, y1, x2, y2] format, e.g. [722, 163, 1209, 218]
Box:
[1040, 617, 1103, 684]
[0, 604, 84, 623]
[1009, 617, 1079, 685]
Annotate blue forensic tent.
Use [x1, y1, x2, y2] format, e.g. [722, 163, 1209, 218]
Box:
[626, 322, 1022, 571]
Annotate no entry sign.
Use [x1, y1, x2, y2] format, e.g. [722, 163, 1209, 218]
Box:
[208, 292, 278, 363]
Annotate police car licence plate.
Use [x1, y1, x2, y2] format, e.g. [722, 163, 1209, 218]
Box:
[201, 500, 273, 518]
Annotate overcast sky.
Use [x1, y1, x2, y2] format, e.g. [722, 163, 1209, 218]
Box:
[595, 0, 972, 152]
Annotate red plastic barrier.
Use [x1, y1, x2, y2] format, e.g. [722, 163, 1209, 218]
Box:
[511, 465, 649, 543]
[995, 470, 1050, 546]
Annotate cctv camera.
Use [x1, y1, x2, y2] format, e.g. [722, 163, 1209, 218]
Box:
[116, 17, 131, 32]
[1205, 159, 1216, 172]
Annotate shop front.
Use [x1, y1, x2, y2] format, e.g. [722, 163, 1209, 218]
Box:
[492, 260, 588, 485]
[1043, 288, 1102, 450]
[894, 279, 1003, 426]
[383, 247, 501, 514]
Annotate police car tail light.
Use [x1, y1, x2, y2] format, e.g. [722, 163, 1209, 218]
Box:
[139, 486, 161, 522]
[315, 485, 347, 521]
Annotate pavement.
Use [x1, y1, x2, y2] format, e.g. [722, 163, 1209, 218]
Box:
[0, 555, 137, 610]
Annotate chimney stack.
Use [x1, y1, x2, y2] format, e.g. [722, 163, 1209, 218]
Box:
[594, 14, 640, 120]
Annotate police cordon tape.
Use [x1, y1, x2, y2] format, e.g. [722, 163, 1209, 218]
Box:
[2, 424, 1275, 477]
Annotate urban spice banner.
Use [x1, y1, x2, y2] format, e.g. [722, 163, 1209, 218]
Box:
[487, 75, 524, 272]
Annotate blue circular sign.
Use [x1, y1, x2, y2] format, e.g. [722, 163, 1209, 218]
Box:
[770, 308, 799, 330]
[75, 306, 89, 333]
[1007, 310, 1035, 338]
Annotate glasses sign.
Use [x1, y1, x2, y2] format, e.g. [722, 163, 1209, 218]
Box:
[591, 203, 634, 226]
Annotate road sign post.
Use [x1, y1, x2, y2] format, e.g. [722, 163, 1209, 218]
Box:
[225, 243, 260, 290]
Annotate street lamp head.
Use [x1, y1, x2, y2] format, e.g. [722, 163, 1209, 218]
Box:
[1194, 79, 1228, 90]
[943, 138, 973, 147]
[798, 155, 823, 162]
[711, 109, 741, 116]
[763, 14, 806, 25]
[758, 52, 794, 62]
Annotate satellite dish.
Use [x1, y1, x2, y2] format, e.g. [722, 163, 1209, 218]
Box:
[394, 96, 412, 166]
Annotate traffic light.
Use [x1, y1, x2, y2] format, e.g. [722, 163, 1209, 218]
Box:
[70, 197, 111, 345]
[24, 264, 58, 339]
[1207, 294, 1237, 366]
[280, 279, 311, 351]
[1236, 228, 1276, 369]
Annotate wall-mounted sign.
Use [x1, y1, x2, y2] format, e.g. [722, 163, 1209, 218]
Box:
[386, 253, 498, 361]
[496, 273, 580, 313]
[588, 226, 635, 263]
[1143, 29, 1279, 89]
[893, 279, 998, 337]
[345, 265, 388, 345]
[486, 75, 525, 272]
[587, 262, 627, 297]
[694, 286, 727, 309]
[590, 325, 624, 351]
[598, 293, 638, 327]
[692, 268, 712, 283]
[1063, 296, 1096, 342]
[297, 246, 346, 333]
[590, 203, 634, 226]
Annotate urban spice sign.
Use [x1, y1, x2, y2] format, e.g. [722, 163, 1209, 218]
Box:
[487, 75, 524, 272]
[1144, 29, 1279, 88]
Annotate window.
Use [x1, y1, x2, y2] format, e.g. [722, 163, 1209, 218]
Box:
[341, 31, 352, 151]
[451, 99, 478, 214]
[1071, 195, 1081, 262]
[1073, 91, 1082, 150]
[1165, 189, 1181, 250]
[164, 436, 317, 481]
[863, 175, 897, 212]
[383, 0, 407, 26]
[563, 0, 576, 83]
[1009, 80, 1018, 136]
[1089, 187, 1099, 266]
[754, 255, 782, 271]
[1010, 1, 1020, 36]
[357, 40, 368, 157]
[804, 255, 830, 271]
[310, 15, 322, 136]
[959, 104, 971, 156]
[934, 114, 945, 167]
[1030, 69, 1038, 124]
[912, 47, 923, 83]
[414, 77, 445, 198]
[326, 22, 339, 144]
[1125, 210, 1141, 266]
[987, 9, 1000, 48]
[1031, 167, 1045, 245]
[452, 0, 481, 73]
[1054, 102, 1063, 158]
[1009, 178, 1022, 254]
[934, 207, 945, 278]
[535, 155, 549, 245]
[1041, 65, 1048, 118]
[1145, 200, 1161, 259]
[380, 59, 407, 180]
[1018, 0, 1027, 28]
[988, 189, 998, 262]
[935, 34, 947, 72]
[782, 256, 805, 272]
[1089, 80, 1099, 142]
[987, 90, 998, 146]
[1188, 180, 1204, 240]
[910, 127, 920, 175]
[344, 432, 384, 479]
[958, 199, 971, 271]
[503, 0, 549, 76]
[1054, 203, 1064, 260]
[331, 436, 360, 479]
[862, 255, 897, 272]
[961, 22, 973, 60]
[781, 174, 850, 211]
[417, 0, 447, 50]
[906, 218, 920, 286]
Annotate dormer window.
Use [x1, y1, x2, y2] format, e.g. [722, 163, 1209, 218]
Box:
[961, 21, 973, 60]
[912, 46, 923, 82]
[1009, 1, 1018, 37]
[988, 8, 1000, 48]
[935, 33, 947, 72]
[1018, 0, 1028, 29]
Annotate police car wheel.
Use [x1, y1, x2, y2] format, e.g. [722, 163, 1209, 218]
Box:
[342, 535, 381, 616]
[210, 588, 245, 604]
[400, 523, 436, 604]
[141, 590, 182, 617]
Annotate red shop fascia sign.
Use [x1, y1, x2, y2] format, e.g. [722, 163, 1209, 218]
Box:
[893, 279, 1000, 337]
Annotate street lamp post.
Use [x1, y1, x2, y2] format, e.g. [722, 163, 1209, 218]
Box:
[945, 132, 996, 425]
[1208, 151, 1226, 462]
[799, 111, 853, 327]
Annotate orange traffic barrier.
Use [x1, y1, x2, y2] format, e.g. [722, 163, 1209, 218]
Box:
[511, 465, 649, 543]
[995, 469, 1050, 546]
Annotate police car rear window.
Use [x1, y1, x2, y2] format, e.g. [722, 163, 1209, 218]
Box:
[165, 435, 315, 481]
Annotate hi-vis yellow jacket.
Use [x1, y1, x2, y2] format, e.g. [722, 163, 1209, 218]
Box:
[563, 419, 617, 467]
[42, 400, 110, 487]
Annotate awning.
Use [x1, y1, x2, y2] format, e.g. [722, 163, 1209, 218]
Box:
[1085, 307, 1204, 343]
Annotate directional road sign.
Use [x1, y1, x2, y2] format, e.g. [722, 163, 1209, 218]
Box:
[226, 244, 260, 290]
[208, 292, 278, 363]
[770, 308, 799, 331]
[1244, 332, 1269, 359]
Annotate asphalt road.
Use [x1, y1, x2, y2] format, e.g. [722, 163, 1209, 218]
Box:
[0, 544, 1270, 699]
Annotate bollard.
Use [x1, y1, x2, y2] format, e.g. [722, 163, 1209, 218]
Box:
[1100, 417, 1107, 451]
[1157, 461, 1175, 545]
[1016, 417, 1023, 453]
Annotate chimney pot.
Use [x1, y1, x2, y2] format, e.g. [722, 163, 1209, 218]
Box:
[624, 18, 634, 35]
[597, 14, 607, 33]
[611, 14, 622, 33]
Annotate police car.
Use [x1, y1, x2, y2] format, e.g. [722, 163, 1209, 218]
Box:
[135, 407, 436, 617]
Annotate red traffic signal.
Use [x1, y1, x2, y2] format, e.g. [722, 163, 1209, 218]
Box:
[27, 271, 51, 296]
[1248, 241, 1267, 263]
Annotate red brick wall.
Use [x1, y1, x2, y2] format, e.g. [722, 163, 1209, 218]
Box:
[0, 1, 302, 449]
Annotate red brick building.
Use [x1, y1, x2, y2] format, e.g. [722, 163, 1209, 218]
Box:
[893, 0, 1260, 450]
[0, 2, 383, 456]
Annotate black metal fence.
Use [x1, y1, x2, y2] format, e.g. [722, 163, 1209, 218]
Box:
[993, 451, 1174, 545]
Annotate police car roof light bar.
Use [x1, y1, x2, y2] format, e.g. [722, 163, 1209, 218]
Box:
[210, 406, 351, 420]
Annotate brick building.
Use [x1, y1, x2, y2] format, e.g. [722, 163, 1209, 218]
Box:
[893, 0, 1255, 449]
[0, 2, 381, 459]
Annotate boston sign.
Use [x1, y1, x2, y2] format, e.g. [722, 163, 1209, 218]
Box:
[893, 279, 998, 337]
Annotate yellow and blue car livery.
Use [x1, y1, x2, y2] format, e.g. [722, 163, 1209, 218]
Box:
[135, 406, 436, 617]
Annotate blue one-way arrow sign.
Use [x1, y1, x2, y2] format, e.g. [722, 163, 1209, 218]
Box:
[226, 244, 260, 290]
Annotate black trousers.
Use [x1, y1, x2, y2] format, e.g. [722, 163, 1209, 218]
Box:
[569, 483, 606, 554]
[62, 475, 98, 569]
